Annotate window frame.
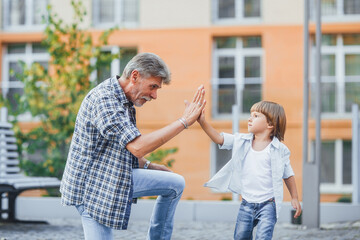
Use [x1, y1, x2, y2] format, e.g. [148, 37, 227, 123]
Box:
[2, 0, 48, 32]
[212, 37, 264, 119]
[310, 0, 360, 22]
[310, 34, 360, 118]
[91, 46, 137, 84]
[92, 0, 138, 29]
[212, 0, 262, 25]
[315, 139, 353, 194]
[1, 43, 49, 121]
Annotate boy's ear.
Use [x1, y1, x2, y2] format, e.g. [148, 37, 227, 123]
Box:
[267, 123, 274, 130]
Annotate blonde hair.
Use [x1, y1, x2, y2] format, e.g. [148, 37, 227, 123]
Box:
[250, 101, 286, 141]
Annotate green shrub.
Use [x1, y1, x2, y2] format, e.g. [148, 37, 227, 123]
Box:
[337, 195, 352, 203]
[146, 147, 178, 168]
[0, 0, 116, 179]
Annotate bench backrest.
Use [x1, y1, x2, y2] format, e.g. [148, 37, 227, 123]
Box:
[0, 122, 21, 177]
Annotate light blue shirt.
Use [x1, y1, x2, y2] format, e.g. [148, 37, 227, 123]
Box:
[204, 133, 295, 218]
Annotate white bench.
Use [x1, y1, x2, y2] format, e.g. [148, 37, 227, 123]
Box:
[0, 122, 61, 223]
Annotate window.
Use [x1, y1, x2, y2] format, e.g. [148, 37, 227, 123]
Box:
[310, 34, 360, 116]
[94, 47, 137, 84]
[1, 43, 49, 120]
[311, 0, 360, 21]
[212, 36, 263, 118]
[213, 0, 261, 24]
[92, 0, 138, 28]
[2, 0, 48, 31]
[311, 140, 352, 193]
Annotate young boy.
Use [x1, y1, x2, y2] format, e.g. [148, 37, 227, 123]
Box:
[198, 101, 301, 240]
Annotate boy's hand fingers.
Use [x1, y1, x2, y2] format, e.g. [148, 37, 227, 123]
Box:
[294, 208, 301, 218]
[292, 203, 301, 218]
[200, 100, 206, 111]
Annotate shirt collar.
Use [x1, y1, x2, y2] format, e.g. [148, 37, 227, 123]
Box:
[111, 75, 133, 107]
[241, 133, 280, 149]
[270, 136, 280, 149]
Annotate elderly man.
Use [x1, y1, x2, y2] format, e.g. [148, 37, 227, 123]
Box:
[60, 53, 205, 240]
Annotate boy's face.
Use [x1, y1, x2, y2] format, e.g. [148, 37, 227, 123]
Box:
[248, 111, 273, 135]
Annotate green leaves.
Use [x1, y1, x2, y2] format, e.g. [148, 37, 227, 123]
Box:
[146, 147, 178, 168]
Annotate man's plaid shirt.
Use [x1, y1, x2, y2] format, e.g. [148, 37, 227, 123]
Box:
[60, 76, 141, 230]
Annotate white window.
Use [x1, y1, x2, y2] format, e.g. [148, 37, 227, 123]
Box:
[1, 43, 49, 121]
[2, 0, 48, 31]
[94, 46, 137, 84]
[212, 36, 263, 119]
[311, 140, 352, 193]
[310, 34, 360, 117]
[213, 0, 261, 24]
[311, 0, 360, 22]
[92, 0, 138, 28]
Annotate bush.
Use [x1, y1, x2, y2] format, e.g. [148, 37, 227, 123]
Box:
[337, 195, 352, 203]
[145, 147, 178, 168]
[0, 0, 116, 179]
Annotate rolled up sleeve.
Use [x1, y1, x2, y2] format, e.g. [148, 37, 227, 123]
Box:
[92, 95, 141, 148]
[219, 132, 235, 150]
[282, 150, 295, 179]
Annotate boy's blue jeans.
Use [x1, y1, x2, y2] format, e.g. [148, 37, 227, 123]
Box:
[75, 168, 185, 240]
[234, 198, 277, 240]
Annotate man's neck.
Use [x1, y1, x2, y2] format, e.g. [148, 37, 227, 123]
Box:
[118, 77, 132, 100]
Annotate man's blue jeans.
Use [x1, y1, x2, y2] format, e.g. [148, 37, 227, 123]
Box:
[234, 198, 277, 240]
[75, 168, 185, 240]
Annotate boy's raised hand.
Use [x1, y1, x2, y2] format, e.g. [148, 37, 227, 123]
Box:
[197, 109, 206, 125]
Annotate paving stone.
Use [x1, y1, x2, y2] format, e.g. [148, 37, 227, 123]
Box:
[0, 218, 359, 239]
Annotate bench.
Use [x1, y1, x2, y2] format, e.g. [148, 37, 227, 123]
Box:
[0, 122, 61, 223]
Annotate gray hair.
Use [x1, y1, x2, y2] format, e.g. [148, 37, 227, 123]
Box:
[122, 52, 171, 84]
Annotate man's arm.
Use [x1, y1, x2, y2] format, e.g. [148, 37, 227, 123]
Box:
[126, 86, 206, 158]
[284, 176, 302, 218]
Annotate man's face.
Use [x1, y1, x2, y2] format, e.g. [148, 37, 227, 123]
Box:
[130, 71, 162, 107]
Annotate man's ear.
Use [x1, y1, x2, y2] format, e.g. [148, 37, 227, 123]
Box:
[130, 70, 139, 83]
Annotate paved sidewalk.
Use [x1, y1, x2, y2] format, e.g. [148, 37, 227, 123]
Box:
[1, 218, 360, 240]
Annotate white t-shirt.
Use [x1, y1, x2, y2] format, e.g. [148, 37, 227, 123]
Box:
[241, 144, 274, 203]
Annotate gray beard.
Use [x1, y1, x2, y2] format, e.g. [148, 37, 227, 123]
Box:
[134, 96, 151, 107]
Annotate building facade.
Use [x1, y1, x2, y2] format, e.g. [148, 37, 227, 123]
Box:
[0, 0, 359, 202]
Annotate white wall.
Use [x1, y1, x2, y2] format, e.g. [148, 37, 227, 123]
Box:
[263, 0, 303, 25]
[15, 197, 360, 224]
[50, 0, 92, 29]
[140, 0, 211, 29]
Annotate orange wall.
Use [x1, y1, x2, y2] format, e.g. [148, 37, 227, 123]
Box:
[1, 24, 354, 202]
[107, 26, 308, 201]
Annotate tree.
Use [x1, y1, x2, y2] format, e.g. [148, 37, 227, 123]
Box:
[0, 0, 115, 179]
[146, 147, 178, 168]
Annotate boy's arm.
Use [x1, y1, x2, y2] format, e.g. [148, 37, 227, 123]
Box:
[284, 176, 302, 218]
[198, 110, 224, 145]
